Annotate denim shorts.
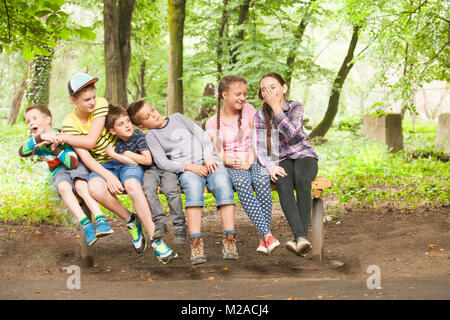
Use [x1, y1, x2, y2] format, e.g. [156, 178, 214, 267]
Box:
[179, 159, 235, 208]
[88, 160, 144, 184]
[52, 161, 90, 192]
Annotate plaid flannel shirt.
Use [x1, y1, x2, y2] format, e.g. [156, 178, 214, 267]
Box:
[254, 100, 318, 171]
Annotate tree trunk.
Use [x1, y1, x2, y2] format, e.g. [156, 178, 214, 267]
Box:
[309, 25, 360, 139]
[230, 0, 251, 65]
[104, 0, 135, 108]
[285, 0, 316, 89]
[217, 0, 229, 79]
[7, 74, 27, 126]
[195, 82, 217, 124]
[167, 0, 186, 115]
[24, 48, 54, 106]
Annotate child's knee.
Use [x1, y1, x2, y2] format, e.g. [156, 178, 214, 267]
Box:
[57, 181, 73, 195]
[88, 178, 106, 198]
[74, 179, 88, 194]
[124, 178, 143, 196]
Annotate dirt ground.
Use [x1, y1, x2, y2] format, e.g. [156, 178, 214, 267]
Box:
[0, 201, 449, 299]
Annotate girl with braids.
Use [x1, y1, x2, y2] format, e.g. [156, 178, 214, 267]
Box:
[254, 72, 318, 257]
[206, 75, 280, 255]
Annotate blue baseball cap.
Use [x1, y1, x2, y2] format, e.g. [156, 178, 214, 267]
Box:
[68, 73, 98, 96]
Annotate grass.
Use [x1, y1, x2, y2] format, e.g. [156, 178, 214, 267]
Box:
[0, 117, 448, 226]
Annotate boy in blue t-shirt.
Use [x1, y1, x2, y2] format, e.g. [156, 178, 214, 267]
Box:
[105, 104, 178, 264]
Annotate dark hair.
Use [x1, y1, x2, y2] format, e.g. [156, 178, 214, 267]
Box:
[216, 75, 246, 151]
[127, 100, 146, 126]
[105, 104, 128, 130]
[71, 83, 96, 99]
[25, 104, 52, 119]
[257, 72, 288, 156]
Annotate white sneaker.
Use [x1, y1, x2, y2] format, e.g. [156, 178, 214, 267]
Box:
[285, 240, 298, 256]
[296, 237, 311, 256]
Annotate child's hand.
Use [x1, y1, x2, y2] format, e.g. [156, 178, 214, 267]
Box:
[204, 157, 219, 173]
[185, 163, 208, 177]
[232, 157, 243, 170]
[40, 131, 58, 143]
[240, 160, 252, 171]
[105, 145, 115, 157]
[269, 166, 287, 183]
[105, 173, 124, 194]
[262, 88, 283, 113]
[54, 133, 66, 145]
[34, 140, 51, 149]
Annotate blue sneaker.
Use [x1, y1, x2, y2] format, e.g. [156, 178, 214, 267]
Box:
[95, 218, 114, 238]
[126, 213, 146, 253]
[152, 239, 178, 264]
[83, 222, 97, 246]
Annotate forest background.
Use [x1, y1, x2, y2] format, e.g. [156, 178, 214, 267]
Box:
[0, 0, 448, 225]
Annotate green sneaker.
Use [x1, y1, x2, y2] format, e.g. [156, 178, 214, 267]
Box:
[126, 213, 146, 253]
[152, 239, 178, 264]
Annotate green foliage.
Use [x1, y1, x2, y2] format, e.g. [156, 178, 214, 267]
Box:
[364, 0, 449, 114]
[316, 121, 449, 214]
[0, 0, 96, 60]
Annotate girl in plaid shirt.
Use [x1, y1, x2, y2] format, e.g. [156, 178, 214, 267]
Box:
[254, 72, 318, 257]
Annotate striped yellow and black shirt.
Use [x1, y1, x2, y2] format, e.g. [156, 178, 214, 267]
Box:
[62, 97, 117, 164]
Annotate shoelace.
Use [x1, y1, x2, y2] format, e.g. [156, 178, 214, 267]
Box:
[191, 240, 203, 255]
[224, 236, 236, 251]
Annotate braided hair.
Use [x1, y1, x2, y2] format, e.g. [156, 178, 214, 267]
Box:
[258, 72, 288, 156]
[216, 75, 247, 151]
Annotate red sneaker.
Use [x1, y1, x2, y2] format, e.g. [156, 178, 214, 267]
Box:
[265, 235, 280, 255]
[256, 238, 268, 254]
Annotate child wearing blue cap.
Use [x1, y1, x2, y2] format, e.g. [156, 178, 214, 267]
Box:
[47, 73, 177, 264]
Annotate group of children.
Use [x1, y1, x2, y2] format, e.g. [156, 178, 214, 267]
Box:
[19, 71, 319, 266]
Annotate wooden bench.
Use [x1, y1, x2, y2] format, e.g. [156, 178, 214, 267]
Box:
[79, 176, 332, 266]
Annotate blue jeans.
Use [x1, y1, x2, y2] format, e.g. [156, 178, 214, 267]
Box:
[179, 159, 235, 208]
[88, 160, 144, 184]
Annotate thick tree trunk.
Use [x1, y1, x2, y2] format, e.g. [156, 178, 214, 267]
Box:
[309, 25, 360, 139]
[168, 0, 186, 115]
[285, 0, 316, 89]
[7, 75, 27, 126]
[104, 0, 135, 108]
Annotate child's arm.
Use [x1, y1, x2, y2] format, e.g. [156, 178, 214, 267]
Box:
[53, 144, 78, 170]
[105, 145, 137, 165]
[18, 134, 52, 158]
[18, 135, 40, 158]
[60, 117, 106, 150]
[75, 146, 124, 194]
[122, 150, 152, 166]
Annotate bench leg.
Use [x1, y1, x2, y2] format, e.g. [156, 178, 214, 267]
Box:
[79, 201, 94, 268]
[311, 197, 324, 263]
